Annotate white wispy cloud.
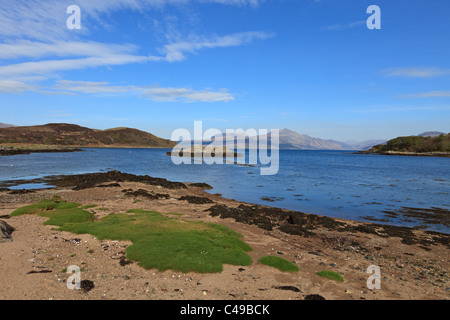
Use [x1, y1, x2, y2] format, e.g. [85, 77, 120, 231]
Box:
[50, 80, 235, 103]
[322, 20, 365, 31]
[0, 54, 156, 78]
[0, 0, 264, 41]
[0, 31, 271, 94]
[401, 91, 450, 98]
[382, 67, 450, 78]
[0, 40, 138, 60]
[161, 31, 275, 62]
[141, 86, 234, 102]
[0, 0, 271, 100]
[0, 80, 39, 93]
[349, 105, 450, 113]
[53, 80, 137, 94]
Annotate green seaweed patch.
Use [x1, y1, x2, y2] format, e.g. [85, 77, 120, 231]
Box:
[10, 196, 94, 226]
[258, 256, 299, 272]
[316, 270, 344, 282]
[60, 209, 252, 273]
[11, 199, 252, 273]
[165, 212, 184, 216]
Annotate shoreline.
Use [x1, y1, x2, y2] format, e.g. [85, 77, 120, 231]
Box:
[0, 170, 449, 300]
[0, 145, 83, 156]
[0, 170, 448, 235]
[0, 144, 174, 155]
[355, 150, 450, 158]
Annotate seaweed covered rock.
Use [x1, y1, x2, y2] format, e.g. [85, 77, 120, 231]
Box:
[178, 196, 214, 204]
[49, 170, 187, 190]
[0, 220, 14, 243]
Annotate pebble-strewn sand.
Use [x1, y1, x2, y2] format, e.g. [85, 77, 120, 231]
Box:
[0, 180, 448, 300]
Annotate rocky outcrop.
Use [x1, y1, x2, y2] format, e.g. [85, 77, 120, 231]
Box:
[0, 220, 14, 243]
[0, 145, 82, 156]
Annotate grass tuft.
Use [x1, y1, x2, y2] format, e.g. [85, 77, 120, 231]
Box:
[11, 196, 94, 226]
[316, 270, 344, 282]
[258, 256, 299, 272]
[11, 197, 252, 273]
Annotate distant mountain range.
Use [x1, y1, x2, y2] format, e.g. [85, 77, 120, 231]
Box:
[201, 128, 385, 151]
[417, 131, 445, 137]
[2, 123, 445, 151]
[276, 129, 386, 150]
[0, 123, 175, 148]
[0, 123, 16, 128]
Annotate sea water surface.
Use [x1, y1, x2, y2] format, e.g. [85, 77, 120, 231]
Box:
[0, 148, 449, 233]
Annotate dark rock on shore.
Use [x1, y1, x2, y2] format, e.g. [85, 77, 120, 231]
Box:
[206, 204, 450, 249]
[0, 170, 187, 191]
[273, 286, 302, 293]
[206, 203, 348, 235]
[0, 220, 14, 243]
[123, 188, 170, 200]
[80, 280, 95, 293]
[304, 294, 326, 300]
[189, 183, 213, 190]
[8, 189, 36, 195]
[26, 270, 52, 274]
[96, 183, 121, 188]
[381, 207, 450, 228]
[0, 146, 83, 156]
[178, 196, 214, 204]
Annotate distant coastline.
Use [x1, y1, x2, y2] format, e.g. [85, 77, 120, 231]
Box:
[355, 150, 450, 158]
[356, 133, 450, 158]
[0, 123, 176, 149]
[0, 145, 83, 156]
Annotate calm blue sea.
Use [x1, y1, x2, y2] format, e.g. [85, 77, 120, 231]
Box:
[1, 148, 449, 233]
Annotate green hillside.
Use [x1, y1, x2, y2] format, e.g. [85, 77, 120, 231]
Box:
[370, 133, 450, 153]
[0, 123, 176, 148]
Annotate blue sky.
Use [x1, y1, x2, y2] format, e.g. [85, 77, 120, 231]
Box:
[0, 0, 449, 141]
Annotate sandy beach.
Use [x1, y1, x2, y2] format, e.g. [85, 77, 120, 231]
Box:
[0, 171, 448, 300]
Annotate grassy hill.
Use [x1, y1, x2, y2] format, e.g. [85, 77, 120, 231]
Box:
[368, 133, 450, 154]
[0, 123, 176, 148]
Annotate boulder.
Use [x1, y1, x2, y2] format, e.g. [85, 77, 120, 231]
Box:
[0, 220, 14, 243]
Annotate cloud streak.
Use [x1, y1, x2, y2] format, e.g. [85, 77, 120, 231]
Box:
[0, 0, 271, 102]
[0, 0, 264, 41]
[0, 80, 39, 93]
[349, 105, 450, 113]
[46, 80, 235, 103]
[161, 31, 274, 62]
[141, 86, 234, 102]
[0, 40, 138, 60]
[322, 20, 365, 31]
[382, 67, 450, 78]
[0, 31, 272, 95]
[401, 91, 450, 98]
